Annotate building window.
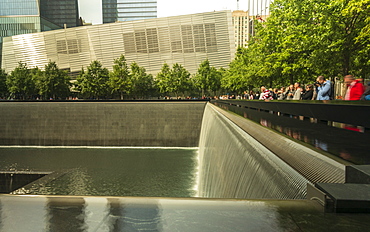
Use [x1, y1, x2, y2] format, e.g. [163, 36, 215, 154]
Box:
[193, 24, 206, 52]
[135, 31, 147, 53]
[123, 33, 136, 53]
[57, 39, 81, 54]
[146, 28, 159, 53]
[122, 23, 217, 54]
[205, 23, 217, 52]
[123, 28, 159, 53]
[181, 25, 194, 53]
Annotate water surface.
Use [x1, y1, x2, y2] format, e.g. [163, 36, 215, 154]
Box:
[0, 147, 198, 197]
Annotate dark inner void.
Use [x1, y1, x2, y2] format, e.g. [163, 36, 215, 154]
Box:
[0, 148, 198, 197]
[0, 172, 47, 193]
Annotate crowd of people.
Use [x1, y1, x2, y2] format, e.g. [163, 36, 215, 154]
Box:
[235, 75, 370, 101]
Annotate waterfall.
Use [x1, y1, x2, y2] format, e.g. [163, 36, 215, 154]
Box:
[198, 103, 309, 199]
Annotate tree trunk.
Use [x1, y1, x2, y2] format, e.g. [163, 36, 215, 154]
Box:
[343, 50, 351, 76]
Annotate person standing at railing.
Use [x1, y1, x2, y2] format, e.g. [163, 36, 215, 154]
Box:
[344, 75, 365, 100]
[278, 87, 286, 100]
[285, 85, 295, 100]
[315, 76, 332, 100]
[259, 86, 273, 100]
[243, 91, 249, 100]
[302, 84, 314, 100]
[293, 83, 303, 100]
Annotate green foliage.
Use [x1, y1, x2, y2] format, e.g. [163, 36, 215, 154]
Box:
[222, 47, 255, 92]
[193, 59, 222, 96]
[6, 62, 38, 99]
[223, 0, 370, 91]
[109, 55, 131, 99]
[171, 63, 191, 96]
[0, 69, 8, 98]
[156, 63, 191, 97]
[77, 60, 110, 99]
[343, 0, 370, 45]
[37, 61, 70, 99]
[156, 63, 171, 95]
[129, 62, 155, 99]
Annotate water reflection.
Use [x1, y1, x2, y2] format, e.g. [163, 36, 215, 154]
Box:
[314, 139, 329, 152]
[0, 196, 47, 231]
[107, 198, 162, 231]
[0, 148, 198, 197]
[47, 198, 86, 231]
[4, 195, 370, 232]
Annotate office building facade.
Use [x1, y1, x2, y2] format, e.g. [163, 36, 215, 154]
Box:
[232, 10, 250, 48]
[40, 0, 80, 28]
[103, 0, 157, 23]
[2, 11, 235, 77]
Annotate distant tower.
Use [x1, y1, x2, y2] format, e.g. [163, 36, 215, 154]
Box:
[232, 10, 250, 48]
[40, 0, 80, 28]
[103, 0, 157, 23]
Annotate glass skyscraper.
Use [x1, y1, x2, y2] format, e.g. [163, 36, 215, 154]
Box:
[103, 0, 157, 23]
[40, 0, 80, 28]
[0, 0, 79, 66]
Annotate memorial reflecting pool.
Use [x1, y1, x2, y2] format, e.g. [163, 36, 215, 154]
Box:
[0, 147, 199, 197]
[1, 102, 369, 231]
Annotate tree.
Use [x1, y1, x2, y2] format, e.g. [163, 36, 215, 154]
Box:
[37, 61, 71, 99]
[129, 62, 155, 99]
[76, 60, 110, 99]
[222, 0, 370, 92]
[221, 47, 253, 93]
[171, 63, 191, 97]
[193, 59, 222, 96]
[156, 63, 191, 97]
[6, 62, 37, 99]
[109, 55, 131, 99]
[266, 0, 370, 78]
[208, 67, 222, 96]
[0, 69, 8, 98]
[342, 0, 370, 78]
[156, 63, 172, 95]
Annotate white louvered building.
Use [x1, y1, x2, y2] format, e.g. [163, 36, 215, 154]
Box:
[1, 11, 235, 77]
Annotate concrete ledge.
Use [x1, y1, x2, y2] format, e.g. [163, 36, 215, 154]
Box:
[346, 165, 370, 184]
[315, 183, 370, 213]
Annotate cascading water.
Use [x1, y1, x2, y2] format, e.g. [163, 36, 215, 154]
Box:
[198, 103, 309, 199]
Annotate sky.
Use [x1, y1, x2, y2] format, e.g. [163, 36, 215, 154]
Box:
[78, 0, 270, 25]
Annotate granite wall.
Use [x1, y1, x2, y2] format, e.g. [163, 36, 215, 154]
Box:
[0, 102, 206, 147]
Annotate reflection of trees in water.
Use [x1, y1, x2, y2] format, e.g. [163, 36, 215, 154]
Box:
[107, 199, 163, 231]
[46, 197, 87, 231]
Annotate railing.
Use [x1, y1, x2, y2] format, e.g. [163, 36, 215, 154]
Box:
[211, 100, 370, 129]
